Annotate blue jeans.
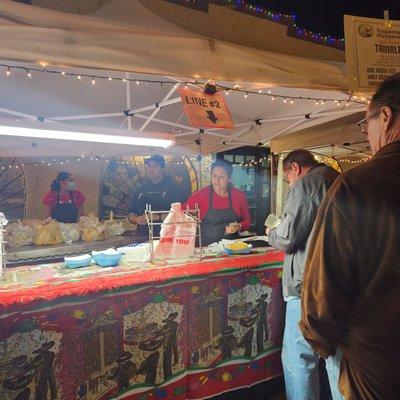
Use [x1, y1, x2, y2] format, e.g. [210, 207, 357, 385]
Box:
[282, 297, 320, 400]
[282, 298, 344, 400]
[326, 348, 345, 400]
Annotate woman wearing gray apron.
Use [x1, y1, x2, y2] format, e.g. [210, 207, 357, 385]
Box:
[184, 160, 251, 246]
[201, 184, 241, 246]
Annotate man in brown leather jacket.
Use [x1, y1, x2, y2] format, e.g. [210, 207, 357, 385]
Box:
[300, 73, 400, 399]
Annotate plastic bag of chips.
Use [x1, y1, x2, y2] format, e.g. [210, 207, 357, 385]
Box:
[6, 221, 34, 247]
[59, 223, 81, 243]
[103, 211, 125, 238]
[79, 214, 105, 242]
[33, 220, 63, 246]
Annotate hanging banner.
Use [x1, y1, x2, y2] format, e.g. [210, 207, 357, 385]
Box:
[344, 14, 400, 93]
[178, 87, 235, 129]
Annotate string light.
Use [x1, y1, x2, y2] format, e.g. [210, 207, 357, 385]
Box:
[292, 25, 344, 48]
[15, 156, 193, 168]
[0, 63, 369, 105]
[237, 155, 269, 168]
[339, 157, 371, 164]
[168, 0, 344, 49]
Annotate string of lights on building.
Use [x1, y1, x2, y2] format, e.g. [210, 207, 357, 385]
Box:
[1, 63, 369, 106]
[228, 0, 344, 48]
[170, 0, 344, 48]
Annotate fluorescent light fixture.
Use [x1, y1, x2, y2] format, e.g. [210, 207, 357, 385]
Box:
[0, 120, 174, 149]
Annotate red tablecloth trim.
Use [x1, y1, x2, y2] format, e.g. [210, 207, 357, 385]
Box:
[0, 251, 284, 311]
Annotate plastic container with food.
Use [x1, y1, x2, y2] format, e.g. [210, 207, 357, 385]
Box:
[117, 243, 150, 263]
[223, 241, 252, 255]
[65, 254, 92, 269]
[92, 248, 121, 267]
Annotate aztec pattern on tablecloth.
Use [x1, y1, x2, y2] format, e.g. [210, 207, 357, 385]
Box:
[0, 262, 284, 400]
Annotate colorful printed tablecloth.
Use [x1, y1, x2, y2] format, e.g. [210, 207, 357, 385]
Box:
[0, 251, 284, 400]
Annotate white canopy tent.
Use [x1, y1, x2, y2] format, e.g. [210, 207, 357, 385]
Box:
[0, 0, 367, 158]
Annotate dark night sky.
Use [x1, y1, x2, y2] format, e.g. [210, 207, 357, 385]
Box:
[248, 0, 400, 37]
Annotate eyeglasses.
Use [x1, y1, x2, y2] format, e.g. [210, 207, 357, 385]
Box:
[357, 109, 381, 134]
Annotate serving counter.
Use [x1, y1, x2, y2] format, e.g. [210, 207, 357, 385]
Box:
[5, 234, 144, 266]
[0, 250, 284, 400]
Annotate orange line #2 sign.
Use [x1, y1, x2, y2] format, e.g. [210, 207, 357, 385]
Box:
[178, 87, 235, 129]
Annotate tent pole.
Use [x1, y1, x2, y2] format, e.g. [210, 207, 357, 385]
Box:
[125, 72, 132, 130]
[139, 83, 180, 131]
[51, 98, 182, 121]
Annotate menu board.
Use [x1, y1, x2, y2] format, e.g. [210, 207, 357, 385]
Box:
[344, 14, 400, 93]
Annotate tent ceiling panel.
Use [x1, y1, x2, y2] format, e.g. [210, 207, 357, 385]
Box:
[270, 112, 368, 154]
[0, 0, 349, 90]
[0, 60, 365, 157]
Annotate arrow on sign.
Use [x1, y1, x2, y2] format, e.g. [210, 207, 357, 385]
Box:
[206, 111, 218, 124]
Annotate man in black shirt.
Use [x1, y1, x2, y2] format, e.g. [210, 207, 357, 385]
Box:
[128, 155, 187, 237]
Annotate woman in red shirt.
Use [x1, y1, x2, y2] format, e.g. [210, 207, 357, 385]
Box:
[183, 160, 251, 246]
[43, 171, 86, 223]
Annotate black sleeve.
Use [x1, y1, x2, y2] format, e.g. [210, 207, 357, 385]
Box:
[169, 182, 189, 204]
[130, 190, 139, 214]
[177, 184, 190, 204]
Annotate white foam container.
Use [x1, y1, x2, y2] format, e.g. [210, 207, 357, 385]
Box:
[117, 243, 151, 262]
